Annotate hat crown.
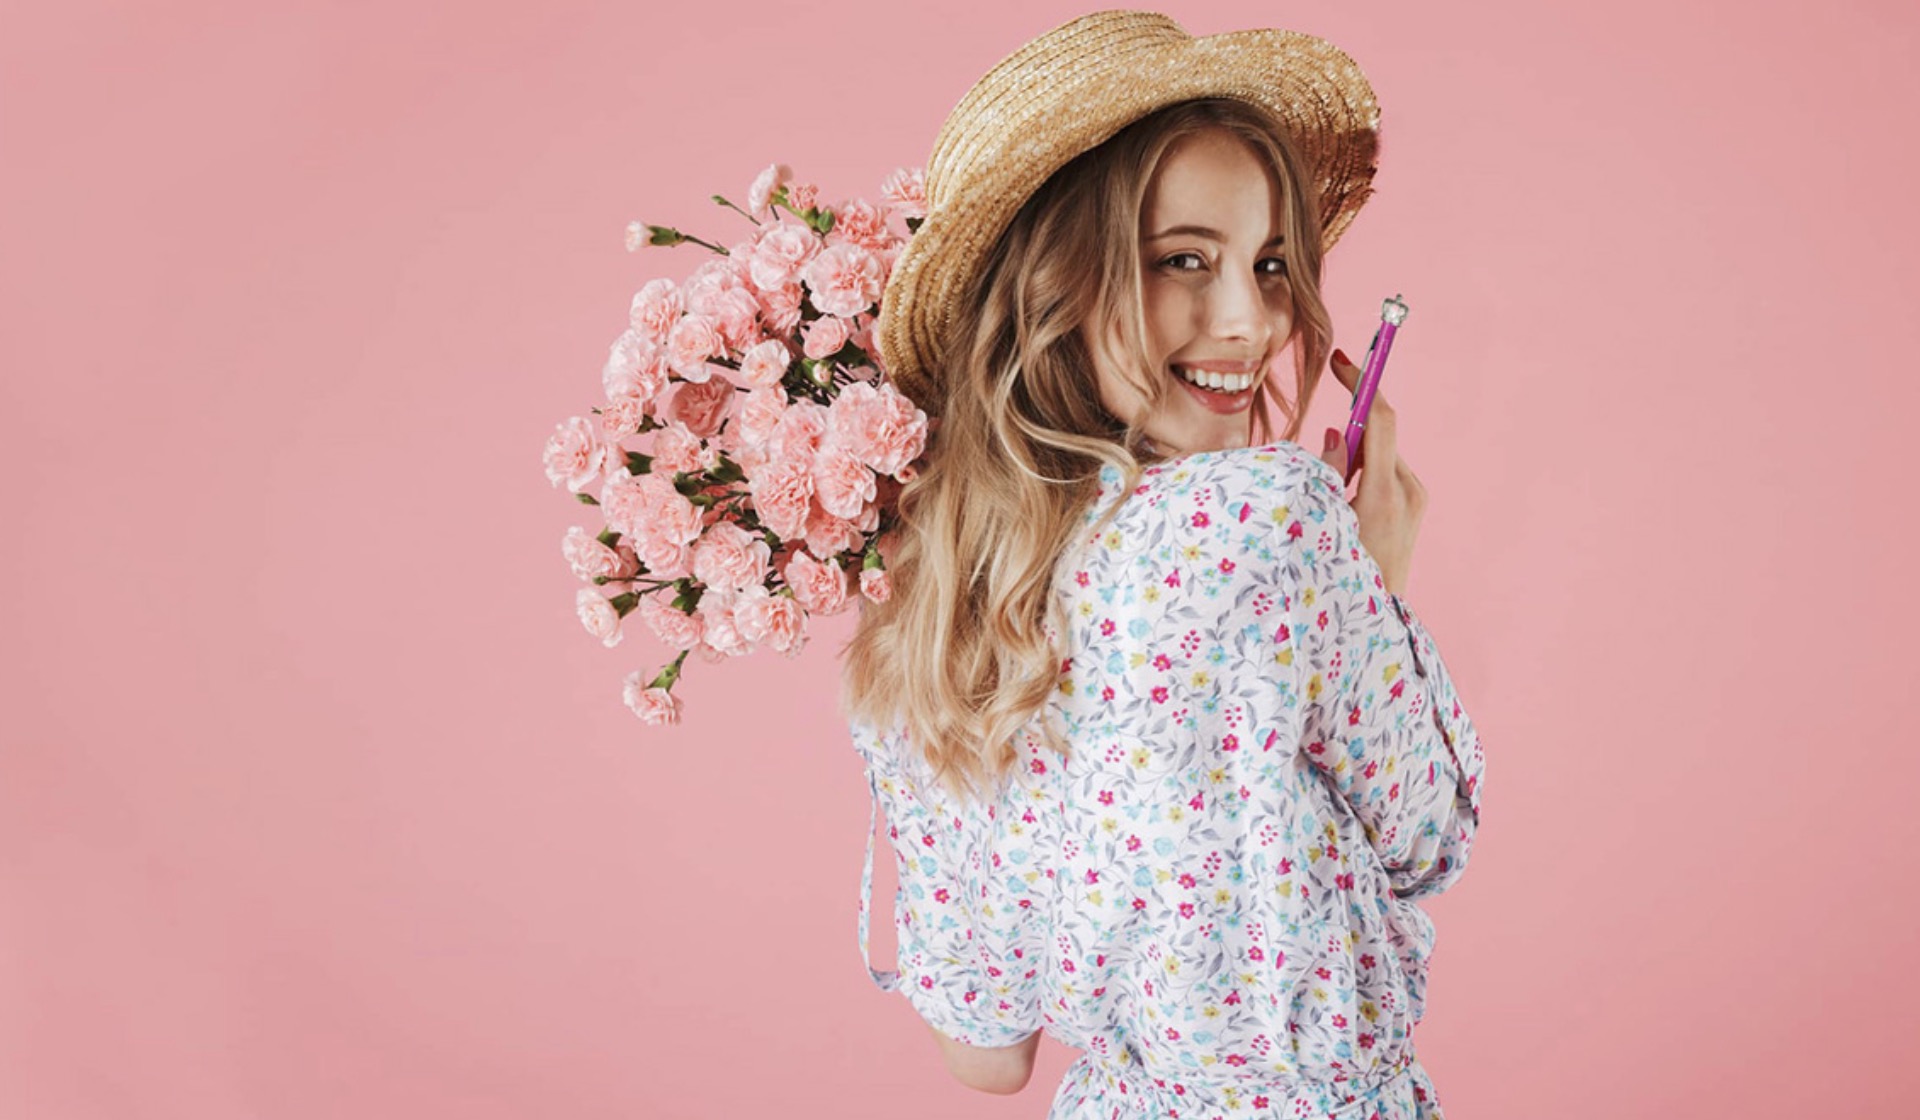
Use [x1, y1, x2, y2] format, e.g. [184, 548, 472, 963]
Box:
[926, 11, 1192, 210]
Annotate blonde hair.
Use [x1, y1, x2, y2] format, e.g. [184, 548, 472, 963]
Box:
[840, 98, 1339, 805]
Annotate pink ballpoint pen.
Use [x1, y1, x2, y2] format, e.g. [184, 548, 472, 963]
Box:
[1342, 294, 1409, 482]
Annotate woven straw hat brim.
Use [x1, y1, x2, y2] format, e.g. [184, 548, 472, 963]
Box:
[876, 10, 1381, 417]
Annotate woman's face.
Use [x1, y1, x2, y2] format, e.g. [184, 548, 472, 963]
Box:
[1092, 128, 1295, 456]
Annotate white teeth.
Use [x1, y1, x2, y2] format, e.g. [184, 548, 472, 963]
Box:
[1174, 365, 1252, 393]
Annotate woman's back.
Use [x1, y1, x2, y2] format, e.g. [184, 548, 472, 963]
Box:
[853, 437, 1485, 1119]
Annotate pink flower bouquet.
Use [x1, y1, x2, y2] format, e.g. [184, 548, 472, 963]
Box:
[542, 163, 933, 726]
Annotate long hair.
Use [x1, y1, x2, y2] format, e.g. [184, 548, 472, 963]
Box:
[840, 97, 1339, 805]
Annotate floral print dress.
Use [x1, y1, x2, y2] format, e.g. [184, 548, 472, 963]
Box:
[852, 440, 1486, 1119]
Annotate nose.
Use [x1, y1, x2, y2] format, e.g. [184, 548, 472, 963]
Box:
[1206, 267, 1276, 350]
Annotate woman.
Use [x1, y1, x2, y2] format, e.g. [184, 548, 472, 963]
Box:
[842, 12, 1486, 1118]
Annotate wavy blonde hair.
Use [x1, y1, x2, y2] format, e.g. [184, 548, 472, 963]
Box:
[840, 98, 1340, 805]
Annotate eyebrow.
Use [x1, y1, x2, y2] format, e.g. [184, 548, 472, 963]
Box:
[1144, 224, 1286, 246]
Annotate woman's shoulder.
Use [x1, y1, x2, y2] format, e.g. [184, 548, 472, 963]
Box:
[1109, 438, 1343, 505]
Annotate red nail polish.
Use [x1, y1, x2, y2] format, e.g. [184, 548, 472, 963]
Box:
[1332, 348, 1350, 367]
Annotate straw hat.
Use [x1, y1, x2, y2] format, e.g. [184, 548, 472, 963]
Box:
[875, 9, 1382, 418]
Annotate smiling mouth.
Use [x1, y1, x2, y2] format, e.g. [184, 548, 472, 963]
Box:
[1169, 364, 1257, 394]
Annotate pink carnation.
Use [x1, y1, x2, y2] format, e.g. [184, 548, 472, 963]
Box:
[544, 416, 614, 493]
[650, 419, 717, 476]
[599, 394, 648, 440]
[661, 377, 736, 439]
[757, 281, 804, 337]
[630, 279, 685, 345]
[784, 550, 850, 615]
[695, 586, 751, 658]
[827, 380, 929, 477]
[746, 456, 815, 540]
[576, 589, 624, 648]
[860, 567, 892, 603]
[802, 503, 862, 558]
[637, 593, 704, 650]
[735, 339, 791, 391]
[623, 673, 682, 725]
[812, 438, 877, 519]
[691, 521, 772, 592]
[802, 315, 853, 360]
[749, 221, 825, 292]
[603, 330, 672, 404]
[748, 162, 791, 219]
[880, 167, 927, 219]
[802, 242, 887, 318]
[606, 470, 702, 557]
[733, 585, 806, 655]
[832, 198, 895, 251]
[787, 182, 819, 210]
[666, 314, 726, 382]
[705, 286, 764, 353]
[562, 526, 640, 583]
[732, 385, 788, 450]
[767, 399, 829, 466]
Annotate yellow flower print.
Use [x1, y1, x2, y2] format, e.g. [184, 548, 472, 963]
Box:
[1208, 767, 1227, 784]
[1189, 670, 1210, 688]
[1213, 888, 1231, 905]
[1103, 530, 1123, 550]
[1164, 957, 1181, 976]
[1269, 504, 1290, 524]
[1382, 661, 1401, 684]
[1078, 601, 1094, 617]
[1129, 652, 1148, 668]
[1101, 817, 1119, 833]
[1274, 648, 1294, 666]
[1361, 1000, 1380, 1022]
[1168, 805, 1185, 823]
[1059, 680, 1076, 696]
[1202, 1005, 1221, 1019]
[1183, 544, 1203, 561]
[1130, 747, 1150, 768]
[1142, 585, 1160, 603]
[1302, 586, 1316, 607]
[1088, 889, 1104, 907]
[1305, 673, 1324, 701]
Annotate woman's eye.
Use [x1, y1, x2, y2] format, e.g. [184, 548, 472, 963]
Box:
[1157, 253, 1290, 277]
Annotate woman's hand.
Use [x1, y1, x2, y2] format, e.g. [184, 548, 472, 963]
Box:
[1318, 348, 1427, 599]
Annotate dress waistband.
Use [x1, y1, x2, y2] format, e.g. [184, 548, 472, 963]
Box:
[1049, 1045, 1427, 1119]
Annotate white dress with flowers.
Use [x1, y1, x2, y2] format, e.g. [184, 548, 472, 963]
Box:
[851, 439, 1486, 1119]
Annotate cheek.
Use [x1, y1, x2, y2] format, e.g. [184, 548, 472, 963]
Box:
[1141, 282, 1192, 353]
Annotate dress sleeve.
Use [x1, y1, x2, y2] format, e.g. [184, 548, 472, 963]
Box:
[855, 732, 1043, 1048]
[1274, 468, 1487, 901]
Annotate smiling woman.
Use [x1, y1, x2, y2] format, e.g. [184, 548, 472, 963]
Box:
[842, 12, 1488, 1120]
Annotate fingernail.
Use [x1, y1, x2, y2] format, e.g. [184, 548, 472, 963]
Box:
[1332, 348, 1351, 368]
[1324, 427, 1337, 451]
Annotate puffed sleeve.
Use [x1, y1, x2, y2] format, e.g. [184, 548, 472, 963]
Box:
[853, 727, 1043, 1048]
[1274, 467, 1487, 901]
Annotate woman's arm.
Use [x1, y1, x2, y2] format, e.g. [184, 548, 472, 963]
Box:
[927, 1023, 1042, 1094]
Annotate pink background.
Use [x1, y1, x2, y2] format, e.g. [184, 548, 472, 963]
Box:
[5, 1, 1918, 1116]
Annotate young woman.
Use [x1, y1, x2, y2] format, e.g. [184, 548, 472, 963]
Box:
[842, 13, 1486, 1118]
